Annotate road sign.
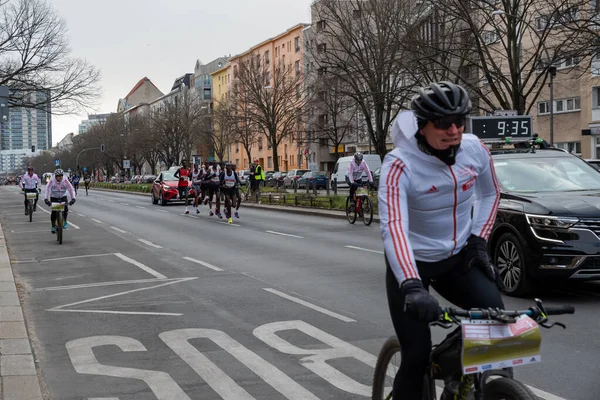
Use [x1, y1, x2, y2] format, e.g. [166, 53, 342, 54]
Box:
[54, 159, 60, 167]
[123, 160, 130, 169]
[470, 116, 533, 140]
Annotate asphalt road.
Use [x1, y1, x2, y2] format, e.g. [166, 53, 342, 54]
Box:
[0, 185, 597, 400]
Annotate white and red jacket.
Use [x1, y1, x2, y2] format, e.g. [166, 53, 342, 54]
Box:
[378, 111, 500, 285]
[20, 173, 40, 189]
[45, 177, 76, 201]
[346, 160, 373, 184]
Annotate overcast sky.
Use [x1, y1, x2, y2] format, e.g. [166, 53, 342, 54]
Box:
[50, 0, 313, 145]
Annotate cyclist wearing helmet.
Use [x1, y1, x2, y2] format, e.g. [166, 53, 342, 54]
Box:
[378, 82, 502, 400]
[20, 166, 41, 214]
[345, 152, 373, 201]
[44, 169, 76, 233]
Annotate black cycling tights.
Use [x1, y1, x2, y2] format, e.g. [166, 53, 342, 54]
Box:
[385, 251, 504, 400]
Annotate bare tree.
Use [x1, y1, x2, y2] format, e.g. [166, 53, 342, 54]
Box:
[310, 0, 416, 159]
[306, 75, 358, 161]
[229, 83, 259, 167]
[211, 98, 236, 162]
[234, 51, 305, 171]
[0, 0, 100, 113]
[408, 0, 596, 115]
[148, 94, 208, 167]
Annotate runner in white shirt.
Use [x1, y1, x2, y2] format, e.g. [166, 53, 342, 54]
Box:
[219, 164, 240, 224]
[378, 81, 502, 400]
[20, 166, 41, 215]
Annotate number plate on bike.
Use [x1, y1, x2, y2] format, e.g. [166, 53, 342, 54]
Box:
[26, 193, 37, 199]
[356, 187, 369, 196]
[51, 203, 65, 211]
[461, 315, 541, 375]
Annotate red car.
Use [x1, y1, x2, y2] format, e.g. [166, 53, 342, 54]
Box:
[151, 170, 195, 206]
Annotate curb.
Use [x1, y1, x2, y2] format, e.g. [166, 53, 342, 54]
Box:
[90, 187, 381, 222]
[0, 221, 44, 399]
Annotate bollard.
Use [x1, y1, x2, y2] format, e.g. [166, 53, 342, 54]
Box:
[306, 180, 310, 195]
[313, 179, 317, 196]
[269, 193, 272, 204]
[294, 180, 298, 194]
[294, 195, 298, 206]
[329, 197, 333, 209]
[326, 178, 330, 196]
[333, 179, 338, 195]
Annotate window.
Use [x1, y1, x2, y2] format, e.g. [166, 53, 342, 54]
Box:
[317, 20, 326, 31]
[204, 75, 211, 84]
[236, 142, 239, 153]
[482, 31, 500, 45]
[266, 71, 271, 86]
[317, 43, 326, 54]
[319, 114, 328, 125]
[353, 9, 362, 19]
[282, 55, 286, 66]
[258, 137, 263, 150]
[265, 50, 270, 64]
[203, 89, 211, 100]
[256, 54, 261, 68]
[296, 85, 301, 100]
[555, 141, 581, 155]
[538, 97, 580, 115]
[233, 65, 238, 77]
[538, 101, 550, 115]
[295, 60, 301, 76]
[295, 36, 300, 52]
[268, 156, 273, 168]
[536, 15, 551, 30]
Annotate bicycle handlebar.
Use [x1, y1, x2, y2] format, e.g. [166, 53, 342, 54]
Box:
[440, 304, 575, 321]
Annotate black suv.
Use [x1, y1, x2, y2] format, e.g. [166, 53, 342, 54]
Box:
[489, 147, 600, 296]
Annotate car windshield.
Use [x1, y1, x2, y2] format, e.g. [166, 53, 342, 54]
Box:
[494, 156, 600, 192]
[162, 172, 176, 181]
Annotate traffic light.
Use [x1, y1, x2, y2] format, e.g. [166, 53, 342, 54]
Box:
[100, 144, 105, 152]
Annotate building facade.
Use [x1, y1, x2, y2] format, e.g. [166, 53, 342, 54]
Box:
[0, 92, 52, 152]
[78, 113, 114, 134]
[117, 77, 164, 113]
[226, 23, 310, 172]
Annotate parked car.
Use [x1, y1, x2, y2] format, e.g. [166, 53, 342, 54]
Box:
[283, 169, 310, 188]
[238, 170, 252, 186]
[151, 171, 196, 206]
[488, 147, 600, 296]
[297, 171, 328, 189]
[268, 171, 287, 187]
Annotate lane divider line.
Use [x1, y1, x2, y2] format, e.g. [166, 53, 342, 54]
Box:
[91, 218, 103, 224]
[266, 230, 304, 239]
[263, 288, 356, 323]
[345, 245, 384, 255]
[137, 238, 162, 249]
[182, 257, 224, 271]
[114, 253, 166, 279]
[110, 226, 128, 234]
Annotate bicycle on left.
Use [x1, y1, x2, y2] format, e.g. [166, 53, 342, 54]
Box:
[19, 166, 42, 223]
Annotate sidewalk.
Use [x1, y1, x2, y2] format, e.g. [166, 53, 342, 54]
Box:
[91, 187, 381, 223]
[0, 221, 44, 399]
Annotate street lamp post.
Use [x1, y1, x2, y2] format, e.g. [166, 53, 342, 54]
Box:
[548, 66, 557, 146]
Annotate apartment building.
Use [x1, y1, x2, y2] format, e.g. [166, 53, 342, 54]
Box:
[226, 23, 310, 172]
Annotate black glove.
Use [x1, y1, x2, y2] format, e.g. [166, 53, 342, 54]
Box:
[44, 199, 51, 206]
[21, 187, 24, 192]
[463, 234, 498, 283]
[69, 199, 76, 206]
[401, 279, 441, 322]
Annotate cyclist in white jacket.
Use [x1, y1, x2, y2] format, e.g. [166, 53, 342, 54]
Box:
[44, 169, 76, 233]
[378, 82, 502, 400]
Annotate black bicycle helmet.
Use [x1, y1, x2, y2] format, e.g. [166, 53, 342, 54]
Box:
[54, 168, 64, 176]
[354, 152, 363, 164]
[411, 81, 472, 121]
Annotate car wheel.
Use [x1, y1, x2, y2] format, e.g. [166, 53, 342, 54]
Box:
[160, 191, 167, 206]
[494, 232, 531, 296]
[152, 192, 158, 205]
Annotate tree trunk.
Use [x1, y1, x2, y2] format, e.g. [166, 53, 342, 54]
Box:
[272, 142, 279, 172]
[245, 147, 252, 169]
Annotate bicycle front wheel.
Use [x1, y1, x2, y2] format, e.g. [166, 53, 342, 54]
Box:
[28, 202, 32, 223]
[346, 197, 356, 224]
[372, 337, 401, 400]
[57, 212, 63, 244]
[484, 377, 537, 400]
[362, 196, 373, 226]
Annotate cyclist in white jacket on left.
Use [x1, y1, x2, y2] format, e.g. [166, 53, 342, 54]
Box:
[44, 169, 76, 233]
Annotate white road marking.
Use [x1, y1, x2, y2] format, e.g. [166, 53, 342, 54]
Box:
[345, 245, 384, 255]
[36, 278, 176, 291]
[54, 309, 183, 316]
[68, 221, 80, 230]
[108, 200, 115, 203]
[77, 214, 86, 217]
[217, 221, 241, 226]
[263, 288, 356, 322]
[89, 398, 120, 400]
[156, 209, 168, 213]
[136, 206, 146, 209]
[266, 230, 304, 239]
[48, 277, 197, 316]
[11, 221, 46, 225]
[38, 207, 51, 215]
[114, 253, 166, 279]
[121, 203, 130, 206]
[525, 385, 568, 400]
[110, 226, 128, 234]
[182, 257, 223, 272]
[138, 239, 162, 249]
[42, 253, 114, 262]
[91, 218, 103, 224]
[9, 229, 48, 234]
